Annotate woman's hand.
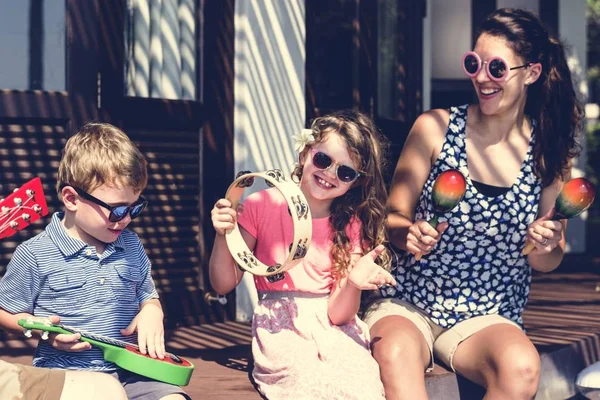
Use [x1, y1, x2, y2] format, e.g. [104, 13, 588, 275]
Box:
[348, 245, 397, 290]
[406, 219, 448, 258]
[525, 208, 563, 255]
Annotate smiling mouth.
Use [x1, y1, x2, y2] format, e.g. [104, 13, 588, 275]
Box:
[315, 175, 335, 188]
[480, 87, 501, 96]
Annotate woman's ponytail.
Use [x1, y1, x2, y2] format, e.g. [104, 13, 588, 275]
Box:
[528, 36, 583, 186]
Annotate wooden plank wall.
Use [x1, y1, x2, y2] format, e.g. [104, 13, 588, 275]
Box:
[126, 128, 209, 328]
[0, 123, 66, 268]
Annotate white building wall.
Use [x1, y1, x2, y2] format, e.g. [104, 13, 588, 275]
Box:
[497, 0, 538, 15]
[233, 0, 306, 321]
[559, 0, 588, 253]
[423, 0, 432, 111]
[430, 0, 471, 80]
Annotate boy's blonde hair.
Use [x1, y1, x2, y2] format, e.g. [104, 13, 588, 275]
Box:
[56, 122, 148, 200]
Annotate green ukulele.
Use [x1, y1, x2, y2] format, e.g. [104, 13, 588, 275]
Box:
[18, 318, 194, 386]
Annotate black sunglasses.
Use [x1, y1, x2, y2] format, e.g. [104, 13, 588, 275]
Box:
[69, 186, 148, 222]
[311, 149, 362, 183]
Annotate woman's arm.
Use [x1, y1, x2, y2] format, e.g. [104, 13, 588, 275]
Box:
[386, 110, 448, 251]
[527, 177, 568, 272]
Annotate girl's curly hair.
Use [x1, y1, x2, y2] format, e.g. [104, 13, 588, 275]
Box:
[292, 110, 391, 283]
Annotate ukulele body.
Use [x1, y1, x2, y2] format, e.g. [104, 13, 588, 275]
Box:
[18, 318, 194, 386]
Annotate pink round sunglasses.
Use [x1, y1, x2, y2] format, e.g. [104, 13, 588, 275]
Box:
[462, 51, 534, 82]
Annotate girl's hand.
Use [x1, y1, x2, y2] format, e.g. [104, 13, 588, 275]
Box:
[526, 208, 563, 255]
[348, 245, 397, 290]
[47, 315, 92, 352]
[407, 219, 448, 258]
[211, 199, 238, 236]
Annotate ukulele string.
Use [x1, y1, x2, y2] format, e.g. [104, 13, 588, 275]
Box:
[60, 324, 181, 360]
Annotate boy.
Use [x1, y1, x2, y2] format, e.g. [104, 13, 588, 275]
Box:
[0, 123, 188, 399]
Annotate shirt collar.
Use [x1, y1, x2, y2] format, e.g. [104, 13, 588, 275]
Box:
[46, 212, 125, 257]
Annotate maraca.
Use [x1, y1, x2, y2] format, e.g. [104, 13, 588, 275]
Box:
[415, 169, 467, 261]
[522, 177, 596, 255]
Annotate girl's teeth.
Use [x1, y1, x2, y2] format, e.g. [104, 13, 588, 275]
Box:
[317, 177, 333, 188]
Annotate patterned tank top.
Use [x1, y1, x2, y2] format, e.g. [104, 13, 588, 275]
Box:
[382, 105, 542, 328]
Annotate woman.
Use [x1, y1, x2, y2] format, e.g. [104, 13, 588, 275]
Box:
[364, 8, 583, 400]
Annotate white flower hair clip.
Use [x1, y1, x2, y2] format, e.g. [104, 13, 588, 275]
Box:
[292, 128, 315, 153]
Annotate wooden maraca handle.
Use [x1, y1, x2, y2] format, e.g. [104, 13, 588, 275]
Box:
[414, 216, 440, 261]
[522, 210, 559, 256]
[522, 241, 535, 255]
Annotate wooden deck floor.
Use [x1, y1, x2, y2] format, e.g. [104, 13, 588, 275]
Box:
[0, 321, 259, 400]
[2, 267, 600, 399]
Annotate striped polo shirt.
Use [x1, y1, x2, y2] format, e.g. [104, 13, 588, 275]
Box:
[0, 212, 158, 371]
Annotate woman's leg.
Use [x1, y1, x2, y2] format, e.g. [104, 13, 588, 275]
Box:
[370, 315, 432, 400]
[452, 323, 540, 400]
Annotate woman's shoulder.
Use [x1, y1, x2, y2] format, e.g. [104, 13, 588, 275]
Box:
[410, 108, 452, 137]
[404, 108, 454, 155]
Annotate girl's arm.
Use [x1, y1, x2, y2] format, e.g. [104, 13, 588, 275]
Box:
[327, 255, 363, 325]
[328, 246, 395, 325]
[386, 110, 448, 252]
[527, 176, 568, 272]
[208, 228, 256, 294]
[208, 198, 257, 294]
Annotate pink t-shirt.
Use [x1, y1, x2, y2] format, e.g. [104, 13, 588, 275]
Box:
[237, 188, 362, 293]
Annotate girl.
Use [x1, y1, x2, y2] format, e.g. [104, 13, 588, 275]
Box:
[364, 8, 583, 400]
[209, 109, 395, 399]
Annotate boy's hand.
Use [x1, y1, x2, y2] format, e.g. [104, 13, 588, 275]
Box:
[121, 302, 165, 359]
[47, 315, 92, 352]
[348, 245, 397, 291]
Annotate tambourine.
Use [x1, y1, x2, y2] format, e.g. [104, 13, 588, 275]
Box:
[225, 169, 312, 281]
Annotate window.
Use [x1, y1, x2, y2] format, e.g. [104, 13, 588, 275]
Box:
[0, 0, 65, 91]
[124, 0, 197, 100]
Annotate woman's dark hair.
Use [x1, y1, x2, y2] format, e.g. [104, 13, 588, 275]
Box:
[478, 8, 583, 186]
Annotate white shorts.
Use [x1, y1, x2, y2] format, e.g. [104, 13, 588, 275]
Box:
[363, 297, 520, 372]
